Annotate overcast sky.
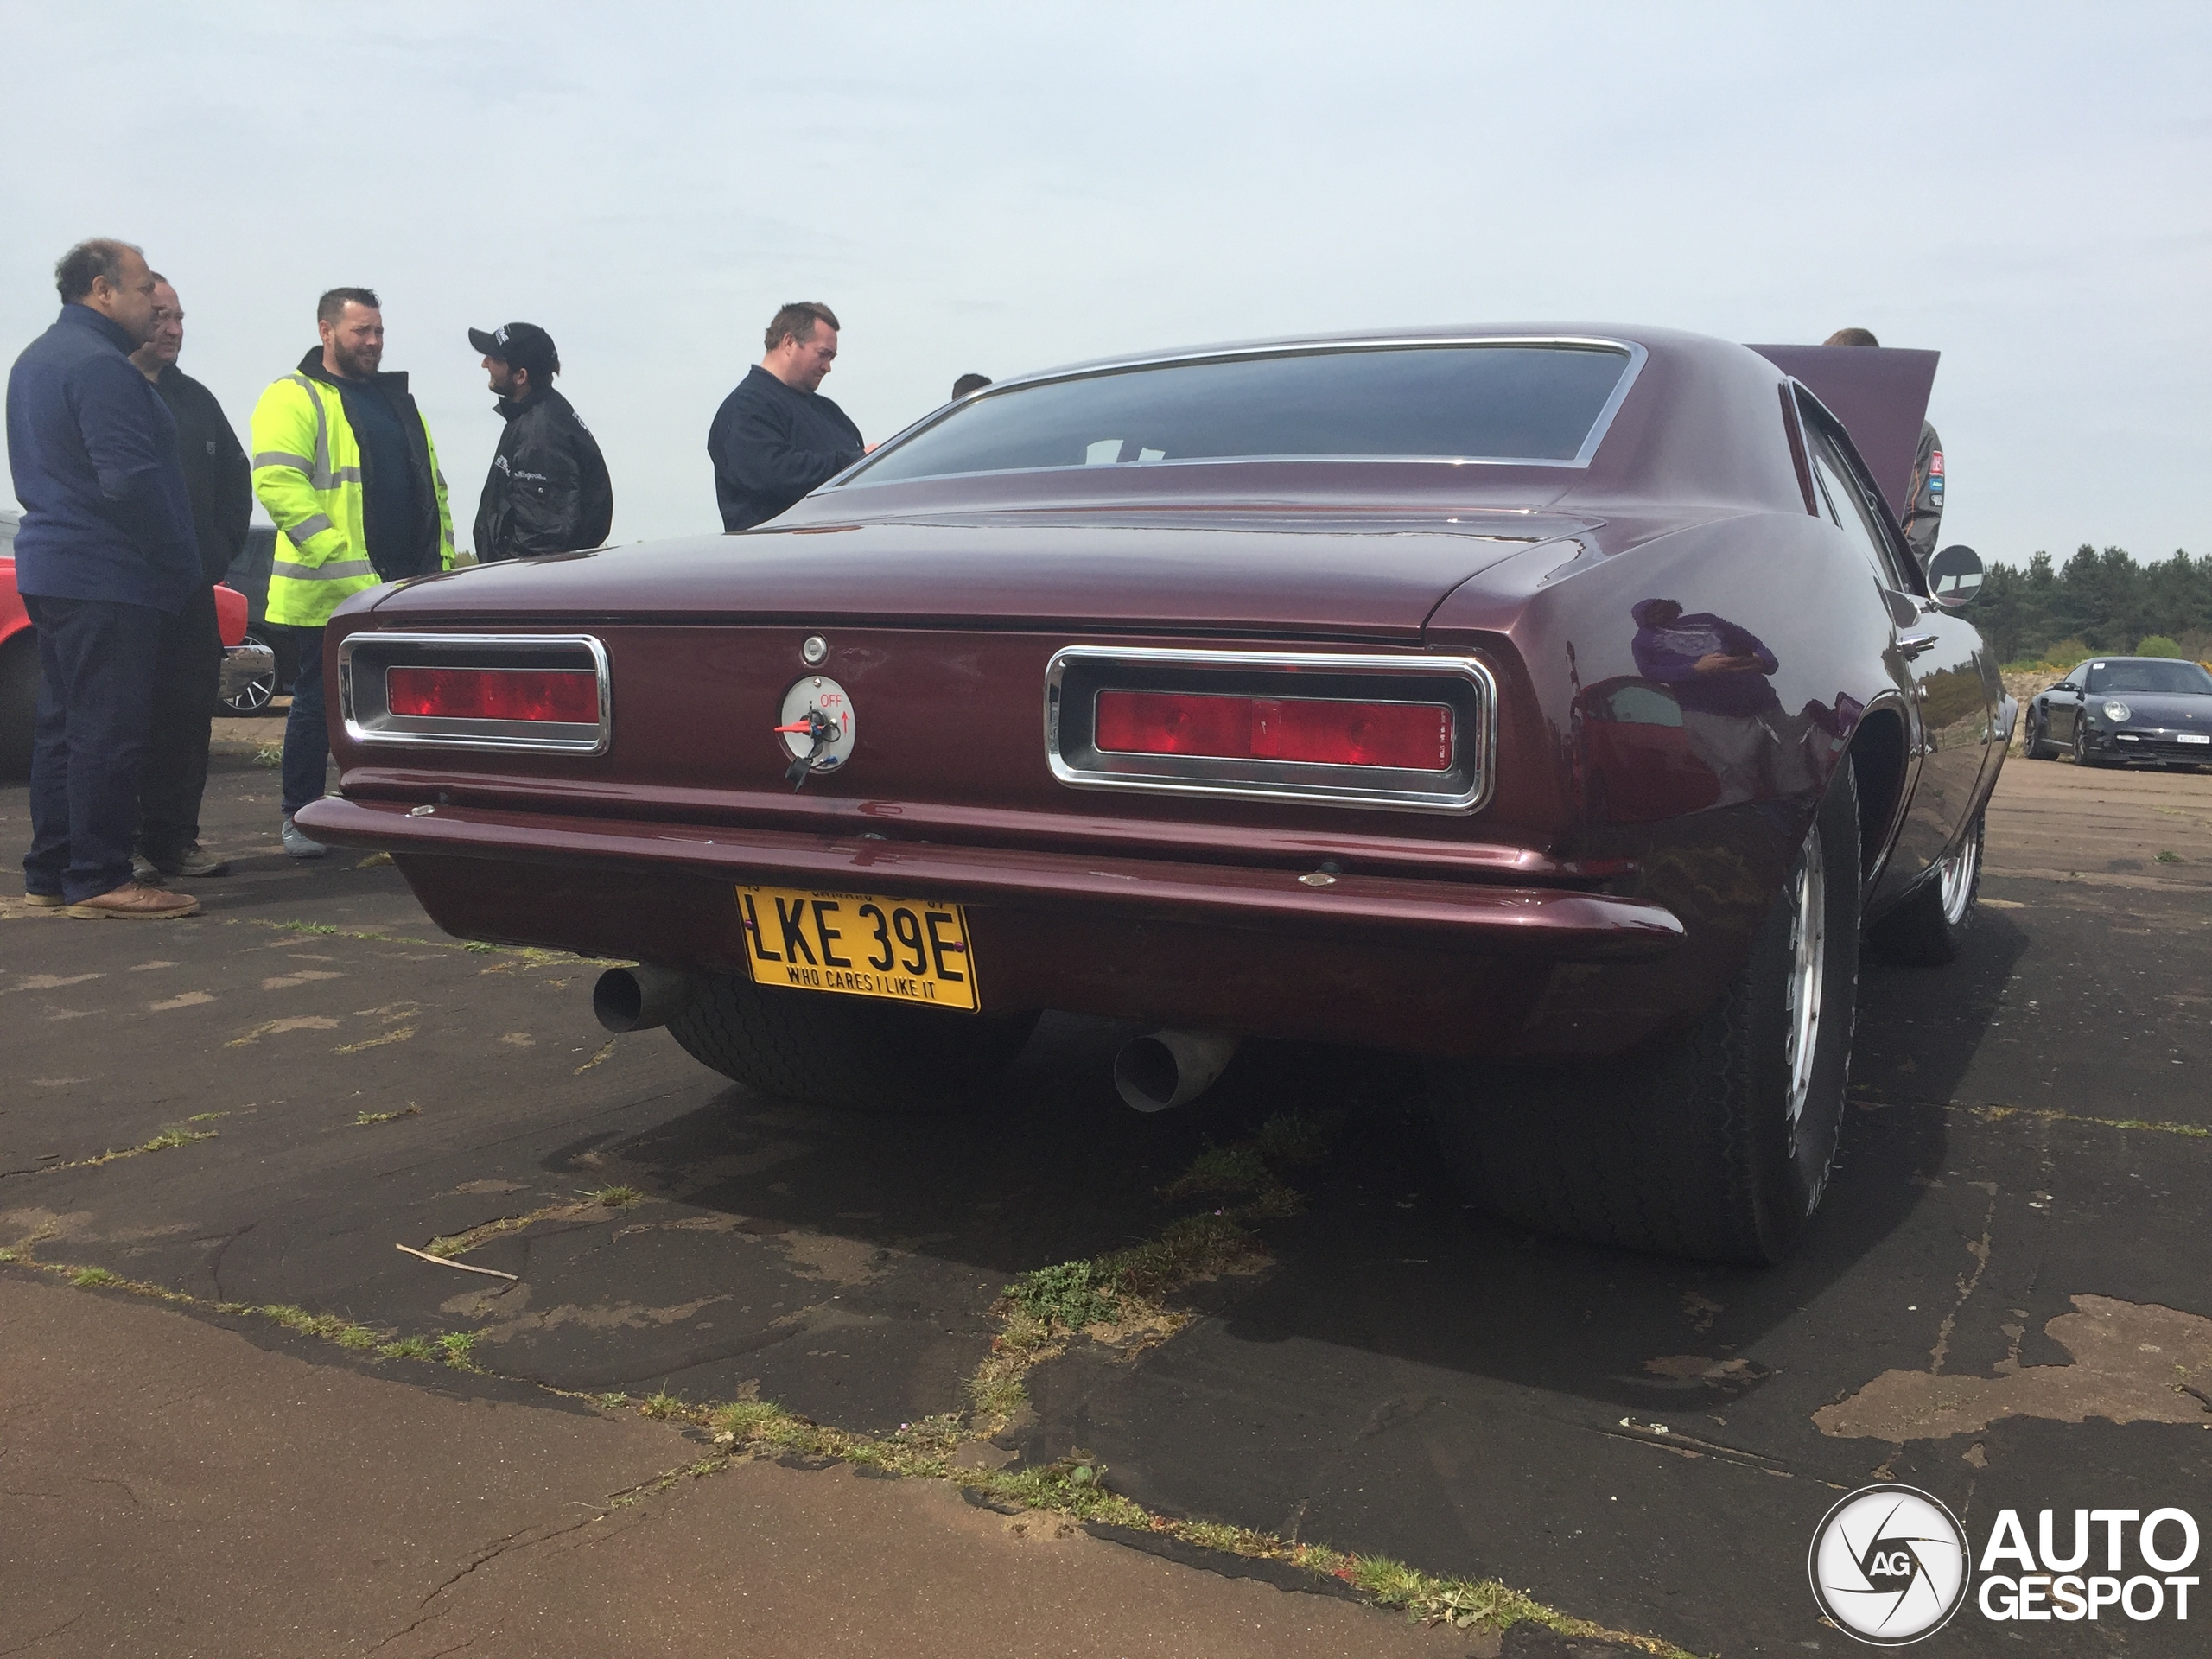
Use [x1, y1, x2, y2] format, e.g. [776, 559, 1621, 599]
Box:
[4, 2, 2205, 570]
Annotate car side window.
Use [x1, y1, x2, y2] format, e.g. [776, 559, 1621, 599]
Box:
[1808, 432, 1909, 592]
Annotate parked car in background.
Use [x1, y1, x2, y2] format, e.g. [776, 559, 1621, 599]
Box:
[296, 324, 2005, 1267]
[2024, 655, 2212, 767]
[1, 507, 267, 773]
[217, 525, 295, 715]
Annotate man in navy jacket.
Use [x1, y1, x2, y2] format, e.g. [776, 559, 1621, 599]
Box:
[6, 239, 203, 918]
[708, 301, 866, 531]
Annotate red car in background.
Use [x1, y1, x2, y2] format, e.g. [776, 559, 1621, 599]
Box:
[0, 507, 270, 776]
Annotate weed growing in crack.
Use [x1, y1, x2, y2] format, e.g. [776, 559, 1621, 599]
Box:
[69, 1267, 118, 1287]
[1254, 1108, 1334, 1166]
[258, 1304, 384, 1349]
[638, 1390, 687, 1420]
[378, 1335, 437, 1362]
[435, 1332, 480, 1370]
[583, 1185, 644, 1208]
[1007, 1260, 1117, 1330]
[1159, 1142, 1272, 1200]
[353, 1105, 422, 1126]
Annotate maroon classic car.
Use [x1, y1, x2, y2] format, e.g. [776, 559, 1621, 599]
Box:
[298, 326, 2005, 1264]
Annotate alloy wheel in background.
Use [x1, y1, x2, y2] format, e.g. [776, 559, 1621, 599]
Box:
[220, 630, 280, 715]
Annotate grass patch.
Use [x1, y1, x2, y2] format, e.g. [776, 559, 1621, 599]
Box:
[2158, 849, 2183, 865]
[258, 1303, 384, 1348]
[639, 1390, 688, 1420]
[61, 1123, 220, 1169]
[378, 1335, 437, 1362]
[1158, 1142, 1271, 1200]
[253, 741, 283, 767]
[69, 1267, 118, 1287]
[583, 1185, 644, 1208]
[354, 1105, 422, 1126]
[435, 1332, 480, 1370]
[1007, 1259, 1118, 1330]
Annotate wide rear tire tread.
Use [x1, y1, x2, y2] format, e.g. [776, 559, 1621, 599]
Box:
[1429, 768, 1862, 1265]
[667, 970, 1038, 1112]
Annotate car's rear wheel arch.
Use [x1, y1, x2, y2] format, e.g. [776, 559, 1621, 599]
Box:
[1847, 709, 1908, 880]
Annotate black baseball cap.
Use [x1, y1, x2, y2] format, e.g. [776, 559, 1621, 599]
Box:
[467, 321, 557, 377]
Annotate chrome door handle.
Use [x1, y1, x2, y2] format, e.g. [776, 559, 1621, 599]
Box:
[1897, 633, 1940, 658]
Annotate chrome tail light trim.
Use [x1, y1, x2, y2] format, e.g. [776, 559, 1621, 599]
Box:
[1045, 645, 1496, 814]
[336, 631, 611, 755]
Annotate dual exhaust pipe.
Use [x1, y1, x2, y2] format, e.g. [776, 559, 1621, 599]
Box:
[593, 965, 705, 1034]
[1112, 1028, 1239, 1113]
[595, 964, 1237, 1113]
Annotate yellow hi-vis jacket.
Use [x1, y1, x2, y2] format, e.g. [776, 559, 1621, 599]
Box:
[250, 356, 454, 627]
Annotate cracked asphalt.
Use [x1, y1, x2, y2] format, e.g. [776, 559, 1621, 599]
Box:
[3, 741, 2210, 1655]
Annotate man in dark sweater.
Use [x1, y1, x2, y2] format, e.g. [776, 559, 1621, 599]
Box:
[6, 239, 202, 918]
[708, 302, 866, 531]
[129, 275, 251, 879]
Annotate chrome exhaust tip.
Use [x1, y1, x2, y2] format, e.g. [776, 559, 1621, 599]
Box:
[592, 965, 705, 1034]
[1113, 1029, 1240, 1113]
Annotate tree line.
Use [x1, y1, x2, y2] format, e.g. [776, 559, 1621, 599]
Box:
[1974, 544, 2212, 666]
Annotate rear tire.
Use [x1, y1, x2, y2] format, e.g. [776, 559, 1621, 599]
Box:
[1428, 766, 1862, 1264]
[0, 636, 37, 779]
[666, 971, 1039, 1112]
[1866, 811, 1983, 967]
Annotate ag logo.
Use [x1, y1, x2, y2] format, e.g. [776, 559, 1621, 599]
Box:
[1808, 1484, 1970, 1644]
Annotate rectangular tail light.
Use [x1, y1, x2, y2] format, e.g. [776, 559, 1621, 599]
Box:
[386, 666, 600, 725]
[336, 632, 610, 754]
[1095, 690, 1452, 771]
[1046, 647, 1495, 815]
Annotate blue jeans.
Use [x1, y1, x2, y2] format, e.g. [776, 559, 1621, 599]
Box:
[22, 593, 165, 901]
[277, 623, 329, 819]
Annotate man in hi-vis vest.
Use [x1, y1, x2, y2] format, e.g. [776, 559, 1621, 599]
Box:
[251, 287, 452, 857]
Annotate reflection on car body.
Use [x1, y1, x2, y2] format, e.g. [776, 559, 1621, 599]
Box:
[296, 324, 2005, 1265]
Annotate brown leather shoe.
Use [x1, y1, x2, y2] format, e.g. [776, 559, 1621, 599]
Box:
[65, 881, 200, 920]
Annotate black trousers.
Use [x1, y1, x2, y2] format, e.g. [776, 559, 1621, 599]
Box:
[137, 582, 220, 859]
[22, 594, 164, 901]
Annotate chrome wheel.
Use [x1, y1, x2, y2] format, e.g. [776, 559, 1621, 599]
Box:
[1782, 829, 1826, 1138]
[1936, 828, 1980, 926]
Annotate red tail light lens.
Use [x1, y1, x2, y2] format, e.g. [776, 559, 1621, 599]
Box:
[386, 666, 599, 724]
[1095, 690, 1452, 771]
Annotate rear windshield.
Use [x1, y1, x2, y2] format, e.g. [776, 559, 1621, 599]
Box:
[2087, 660, 2212, 695]
[849, 343, 1634, 485]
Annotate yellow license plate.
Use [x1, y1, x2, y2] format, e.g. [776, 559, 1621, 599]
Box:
[736, 886, 979, 1010]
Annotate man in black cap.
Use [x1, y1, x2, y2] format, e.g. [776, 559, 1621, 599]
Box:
[467, 321, 612, 562]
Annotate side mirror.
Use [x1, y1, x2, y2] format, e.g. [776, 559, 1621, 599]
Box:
[1926, 543, 1984, 608]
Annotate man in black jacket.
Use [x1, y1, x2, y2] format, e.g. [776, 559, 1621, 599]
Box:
[467, 321, 612, 561]
[708, 302, 866, 531]
[129, 274, 250, 879]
